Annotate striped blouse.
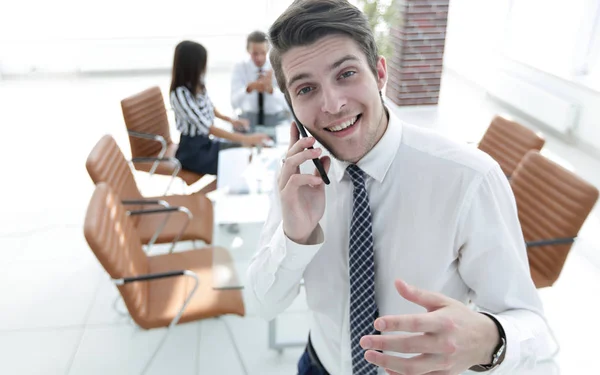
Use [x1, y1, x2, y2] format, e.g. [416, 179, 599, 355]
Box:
[170, 85, 215, 137]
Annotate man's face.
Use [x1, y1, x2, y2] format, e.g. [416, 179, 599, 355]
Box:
[282, 35, 388, 163]
[248, 42, 268, 68]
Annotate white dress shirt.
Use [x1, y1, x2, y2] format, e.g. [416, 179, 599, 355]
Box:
[247, 110, 553, 374]
[230, 58, 289, 115]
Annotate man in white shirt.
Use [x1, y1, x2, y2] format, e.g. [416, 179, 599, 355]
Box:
[230, 30, 291, 132]
[248, 1, 553, 374]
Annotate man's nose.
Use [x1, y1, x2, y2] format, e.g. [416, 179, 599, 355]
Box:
[320, 85, 346, 114]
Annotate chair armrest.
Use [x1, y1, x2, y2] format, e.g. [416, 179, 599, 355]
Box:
[126, 206, 193, 254]
[128, 130, 168, 175]
[112, 270, 199, 328]
[526, 237, 576, 248]
[113, 269, 188, 285]
[127, 207, 181, 216]
[122, 199, 169, 207]
[130, 157, 181, 195]
[131, 157, 180, 168]
[128, 130, 167, 151]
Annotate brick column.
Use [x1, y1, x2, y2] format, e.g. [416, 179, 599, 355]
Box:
[385, 0, 450, 106]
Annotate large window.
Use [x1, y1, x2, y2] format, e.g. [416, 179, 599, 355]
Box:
[503, 0, 600, 86]
[577, 3, 600, 89]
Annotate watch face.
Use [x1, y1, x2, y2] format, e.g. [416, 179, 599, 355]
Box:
[492, 337, 507, 366]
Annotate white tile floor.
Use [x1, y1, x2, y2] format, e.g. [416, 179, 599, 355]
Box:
[0, 67, 599, 375]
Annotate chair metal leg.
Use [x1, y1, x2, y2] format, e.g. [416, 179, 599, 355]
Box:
[167, 207, 192, 254]
[146, 201, 171, 253]
[268, 317, 307, 353]
[269, 281, 307, 353]
[112, 294, 130, 318]
[164, 161, 181, 196]
[141, 325, 172, 375]
[218, 317, 249, 375]
[181, 178, 187, 195]
[140, 271, 199, 374]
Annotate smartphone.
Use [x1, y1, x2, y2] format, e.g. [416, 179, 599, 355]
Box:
[287, 102, 330, 185]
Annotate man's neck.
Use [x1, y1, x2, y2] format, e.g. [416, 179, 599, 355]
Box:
[252, 60, 266, 70]
[373, 105, 390, 145]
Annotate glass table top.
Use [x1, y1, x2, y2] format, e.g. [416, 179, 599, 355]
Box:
[210, 126, 289, 290]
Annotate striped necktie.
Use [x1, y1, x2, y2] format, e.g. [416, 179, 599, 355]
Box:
[347, 164, 379, 374]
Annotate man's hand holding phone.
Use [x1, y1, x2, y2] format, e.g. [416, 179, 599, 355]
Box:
[246, 70, 274, 94]
[279, 122, 331, 244]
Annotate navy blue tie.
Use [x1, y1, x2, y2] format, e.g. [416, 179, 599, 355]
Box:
[257, 68, 264, 126]
[347, 164, 379, 375]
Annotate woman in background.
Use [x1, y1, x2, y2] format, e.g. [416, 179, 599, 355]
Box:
[170, 40, 271, 191]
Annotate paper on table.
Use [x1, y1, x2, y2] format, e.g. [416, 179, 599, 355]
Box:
[276, 123, 291, 145]
[213, 194, 271, 224]
[217, 147, 252, 194]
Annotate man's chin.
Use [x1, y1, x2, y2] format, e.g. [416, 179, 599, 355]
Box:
[312, 137, 362, 164]
[327, 149, 364, 164]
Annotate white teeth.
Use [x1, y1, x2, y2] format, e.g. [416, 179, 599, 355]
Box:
[327, 116, 358, 132]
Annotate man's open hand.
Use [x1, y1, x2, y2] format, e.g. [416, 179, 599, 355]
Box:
[360, 279, 500, 375]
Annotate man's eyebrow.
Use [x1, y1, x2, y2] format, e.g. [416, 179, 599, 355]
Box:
[287, 55, 360, 90]
[330, 55, 359, 71]
[288, 73, 311, 90]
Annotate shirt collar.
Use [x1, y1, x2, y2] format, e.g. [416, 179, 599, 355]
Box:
[329, 107, 403, 184]
[248, 59, 269, 72]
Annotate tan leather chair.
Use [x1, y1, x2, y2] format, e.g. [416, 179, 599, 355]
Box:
[121, 86, 203, 191]
[511, 151, 599, 288]
[478, 115, 545, 177]
[86, 134, 213, 250]
[84, 182, 245, 373]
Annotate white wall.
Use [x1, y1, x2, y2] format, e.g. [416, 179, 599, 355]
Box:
[444, 0, 600, 153]
[444, 0, 512, 87]
[0, 0, 294, 75]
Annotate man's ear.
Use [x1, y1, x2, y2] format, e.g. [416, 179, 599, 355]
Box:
[376, 56, 387, 91]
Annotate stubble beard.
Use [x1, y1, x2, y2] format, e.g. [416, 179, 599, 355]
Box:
[311, 101, 387, 164]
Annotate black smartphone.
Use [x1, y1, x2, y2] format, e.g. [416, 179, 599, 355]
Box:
[286, 102, 330, 185]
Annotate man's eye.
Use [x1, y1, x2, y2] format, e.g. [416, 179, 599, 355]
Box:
[340, 71, 356, 79]
[298, 87, 313, 96]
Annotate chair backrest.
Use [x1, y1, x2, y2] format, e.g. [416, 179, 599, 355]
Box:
[86, 134, 144, 224]
[86, 134, 144, 201]
[511, 151, 599, 287]
[478, 116, 545, 176]
[83, 182, 151, 323]
[121, 86, 173, 158]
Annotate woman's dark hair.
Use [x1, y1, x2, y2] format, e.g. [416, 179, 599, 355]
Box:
[170, 40, 208, 94]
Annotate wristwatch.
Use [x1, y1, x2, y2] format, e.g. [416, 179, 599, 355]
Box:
[470, 313, 507, 372]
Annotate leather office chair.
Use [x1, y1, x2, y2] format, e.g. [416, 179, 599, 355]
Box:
[86, 134, 213, 251]
[121, 86, 204, 193]
[478, 115, 545, 177]
[83, 182, 246, 374]
[511, 151, 599, 288]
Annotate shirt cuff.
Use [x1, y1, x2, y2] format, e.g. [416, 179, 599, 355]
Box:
[270, 222, 323, 271]
[482, 313, 527, 374]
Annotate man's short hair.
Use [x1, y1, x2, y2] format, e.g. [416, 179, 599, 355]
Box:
[246, 30, 269, 50]
[268, 0, 379, 102]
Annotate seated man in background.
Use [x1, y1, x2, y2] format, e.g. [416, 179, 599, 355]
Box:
[230, 30, 290, 132]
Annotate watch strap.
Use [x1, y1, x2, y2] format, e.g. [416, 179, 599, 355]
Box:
[469, 312, 507, 372]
